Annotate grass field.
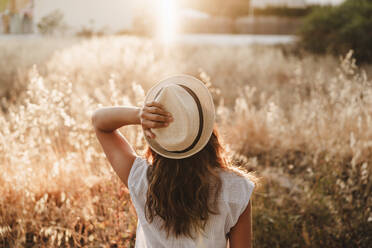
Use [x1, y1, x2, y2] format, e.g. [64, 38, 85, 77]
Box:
[1, 35, 371, 247]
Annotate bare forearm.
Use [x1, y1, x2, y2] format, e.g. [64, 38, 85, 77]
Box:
[92, 106, 140, 132]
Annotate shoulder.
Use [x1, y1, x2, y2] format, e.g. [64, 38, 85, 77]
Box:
[219, 168, 255, 232]
[219, 168, 255, 204]
[128, 156, 150, 195]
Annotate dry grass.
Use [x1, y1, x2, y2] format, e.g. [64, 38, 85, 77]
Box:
[0, 35, 371, 247]
[0, 37, 81, 98]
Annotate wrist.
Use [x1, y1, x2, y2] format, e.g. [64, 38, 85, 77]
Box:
[134, 107, 142, 125]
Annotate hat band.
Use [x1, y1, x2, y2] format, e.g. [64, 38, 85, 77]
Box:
[154, 84, 204, 154]
[170, 84, 204, 153]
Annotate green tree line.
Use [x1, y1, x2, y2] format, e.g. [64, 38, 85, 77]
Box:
[299, 0, 372, 63]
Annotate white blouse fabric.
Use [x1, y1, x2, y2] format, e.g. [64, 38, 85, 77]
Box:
[128, 156, 255, 248]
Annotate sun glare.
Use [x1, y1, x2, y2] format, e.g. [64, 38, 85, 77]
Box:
[158, 0, 178, 43]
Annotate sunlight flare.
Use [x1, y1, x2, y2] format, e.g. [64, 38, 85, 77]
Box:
[157, 0, 178, 43]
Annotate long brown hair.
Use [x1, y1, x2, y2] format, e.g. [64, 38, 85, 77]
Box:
[144, 127, 234, 239]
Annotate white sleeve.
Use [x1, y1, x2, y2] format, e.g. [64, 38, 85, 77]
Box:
[226, 177, 255, 233]
[128, 156, 149, 197]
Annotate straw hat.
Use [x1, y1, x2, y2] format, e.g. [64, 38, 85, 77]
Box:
[144, 75, 215, 159]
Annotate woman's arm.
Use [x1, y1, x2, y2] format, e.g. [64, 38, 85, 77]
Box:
[92, 106, 141, 132]
[228, 200, 253, 248]
[92, 106, 140, 188]
[91, 103, 172, 187]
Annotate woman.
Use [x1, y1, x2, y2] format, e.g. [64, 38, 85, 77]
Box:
[92, 75, 255, 247]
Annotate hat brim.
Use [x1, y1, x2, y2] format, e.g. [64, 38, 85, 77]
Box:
[144, 74, 215, 159]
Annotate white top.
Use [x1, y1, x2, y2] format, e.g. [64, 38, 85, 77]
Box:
[128, 156, 255, 248]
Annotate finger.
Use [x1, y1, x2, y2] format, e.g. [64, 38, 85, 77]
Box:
[140, 110, 171, 123]
[143, 106, 171, 117]
[142, 119, 169, 129]
[146, 101, 164, 109]
[145, 102, 172, 116]
[142, 112, 172, 123]
[144, 129, 156, 139]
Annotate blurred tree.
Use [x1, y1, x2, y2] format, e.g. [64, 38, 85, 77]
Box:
[253, 6, 315, 17]
[299, 0, 372, 63]
[179, 0, 251, 17]
[37, 9, 64, 35]
[0, 0, 9, 12]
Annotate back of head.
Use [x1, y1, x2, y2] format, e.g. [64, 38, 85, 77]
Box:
[144, 128, 227, 239]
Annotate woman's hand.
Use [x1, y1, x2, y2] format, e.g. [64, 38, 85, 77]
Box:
[140, 101, 173, 139]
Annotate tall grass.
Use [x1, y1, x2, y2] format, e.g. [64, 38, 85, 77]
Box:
[0, 37, 81, 99]
[0, 36, 371, 247]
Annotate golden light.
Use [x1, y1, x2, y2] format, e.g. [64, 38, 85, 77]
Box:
[157, 0, 178, 44]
